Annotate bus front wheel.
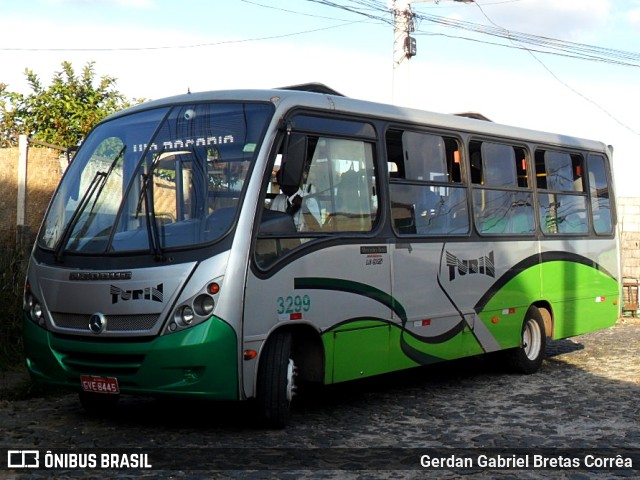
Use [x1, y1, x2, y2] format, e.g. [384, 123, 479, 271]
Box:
[508, 306, 546, 374]
[256, 330, 297, 428]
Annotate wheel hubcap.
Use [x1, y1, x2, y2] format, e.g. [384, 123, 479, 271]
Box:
[523, 319, 542, 360]
[286, 358, 297, 402]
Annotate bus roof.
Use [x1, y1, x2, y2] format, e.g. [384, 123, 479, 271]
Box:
[103, 86, 610, 154]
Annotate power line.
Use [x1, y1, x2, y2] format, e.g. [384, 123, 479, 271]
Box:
[470, 1, 640, 136]
[415, 11, 640, 68]
[415, 30, 640, 68]
[5, 0, 636, 70]
[303, 0, 638, 135]
[305, 0, 640, 68]
[240, 0, 368, 22]
[0, 20, 364, 52]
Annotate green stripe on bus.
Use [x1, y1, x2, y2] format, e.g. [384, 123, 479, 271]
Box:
[294, 277, 408, 322]
[475, 260, 619, 347]
[299, 255, 619, 383]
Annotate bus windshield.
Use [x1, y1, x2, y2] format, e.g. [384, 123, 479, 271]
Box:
[39, 102, 273, 255]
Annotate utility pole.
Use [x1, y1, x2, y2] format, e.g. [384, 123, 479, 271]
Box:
[391, 0, 414, 106]
[391, 0, 474, 105]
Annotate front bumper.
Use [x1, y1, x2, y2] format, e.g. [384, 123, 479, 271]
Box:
[23, 314, 238, 400]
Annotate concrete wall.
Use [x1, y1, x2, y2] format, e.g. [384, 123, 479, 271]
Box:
[0, 146, 63, 247]
[618, 197, 640, 281]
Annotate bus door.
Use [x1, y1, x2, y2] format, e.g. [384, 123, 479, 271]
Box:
[246, 117, 392, 389]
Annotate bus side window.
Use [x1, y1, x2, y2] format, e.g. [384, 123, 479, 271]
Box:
[536, 149, 588, 235]
[387, 130, 469, 236]
[255, 134, 379, 269]
[315, 138, 378, 232]
[588, 154, 613, 235]
[471, 141, 535, 236]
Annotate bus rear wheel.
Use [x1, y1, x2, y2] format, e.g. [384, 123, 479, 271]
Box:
[256, 330, 297, 428]
[508, 306, 546, 374]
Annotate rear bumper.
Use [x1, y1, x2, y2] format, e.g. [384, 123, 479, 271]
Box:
[23, 314, 238, 400]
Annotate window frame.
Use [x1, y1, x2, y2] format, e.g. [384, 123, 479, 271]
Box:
[253, 112, 382, 271]
[385, 127, 470, 237]
[534, 148, 589, 237]
[468, 138, 536, 237]
[587, 152, 615, 236]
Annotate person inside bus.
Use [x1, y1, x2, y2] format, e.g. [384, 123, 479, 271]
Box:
[271, 169, 322, 232]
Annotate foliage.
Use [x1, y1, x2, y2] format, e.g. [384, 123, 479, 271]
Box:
[0, 61, 141, 148]
[0, 245, 26, 369]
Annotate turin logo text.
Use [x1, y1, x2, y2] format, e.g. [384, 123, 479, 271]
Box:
[446, 251, 495, 281]
[110, 284, 163, 304]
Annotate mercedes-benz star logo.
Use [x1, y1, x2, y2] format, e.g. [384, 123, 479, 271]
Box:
[88, 313, 107, 334]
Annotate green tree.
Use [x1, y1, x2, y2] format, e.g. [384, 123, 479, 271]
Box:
[0, 61, 141, 148]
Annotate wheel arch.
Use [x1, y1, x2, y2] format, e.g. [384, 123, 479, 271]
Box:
[531, 300, 554, 338]
[506, 303, 547, 374]
[258, 323, 325, 385]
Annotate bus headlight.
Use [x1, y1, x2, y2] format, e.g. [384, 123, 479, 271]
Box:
[24, 281, 45, 327]
[23, 281, 33, 311]
[193, 294, 215, 316]
[179, 306, 195, 326]
[30, 302, 44, 325]
[24, 293, 34, 311]
[164, 278, 222, 335]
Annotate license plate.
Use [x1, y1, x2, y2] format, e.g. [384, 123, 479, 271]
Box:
[80, 376, 120, 394]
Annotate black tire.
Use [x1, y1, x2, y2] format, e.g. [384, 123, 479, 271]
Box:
[507, 306, 546, 374]
[256, 330, 296, 429]
[78, 391, 120, 415]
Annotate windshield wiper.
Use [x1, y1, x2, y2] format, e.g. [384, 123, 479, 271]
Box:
[54, 146, 126, 262]
[135, 150, 164, 260]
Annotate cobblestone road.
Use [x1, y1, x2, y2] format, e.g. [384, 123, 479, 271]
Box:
[1, 319, 638, 479]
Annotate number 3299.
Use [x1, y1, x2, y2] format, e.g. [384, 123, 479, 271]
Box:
[277, 295, 311, 314]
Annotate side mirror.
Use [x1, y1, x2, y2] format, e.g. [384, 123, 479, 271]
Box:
[278, 133, 306, 189]
[66, 146, 78, 165]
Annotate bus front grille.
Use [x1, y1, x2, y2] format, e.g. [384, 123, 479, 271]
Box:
[51, 312, 160, 333]
[56, 350, 145, 376]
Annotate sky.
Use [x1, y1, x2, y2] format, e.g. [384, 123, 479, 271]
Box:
[1, 0, 639, 196]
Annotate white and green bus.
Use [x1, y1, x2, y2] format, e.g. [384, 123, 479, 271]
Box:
[23, 84, 619, 427]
